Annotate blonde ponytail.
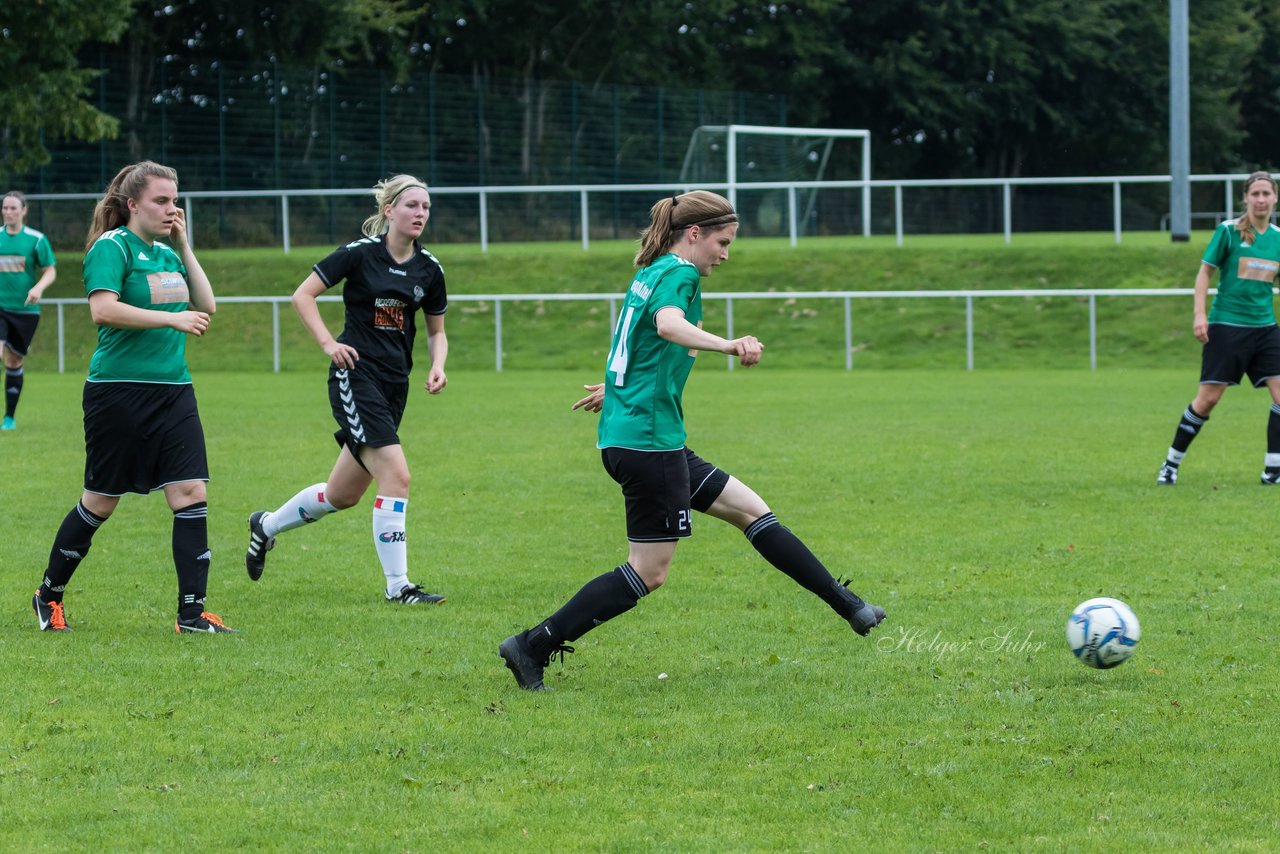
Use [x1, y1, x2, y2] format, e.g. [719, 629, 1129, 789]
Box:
[362, 174, 429, 237]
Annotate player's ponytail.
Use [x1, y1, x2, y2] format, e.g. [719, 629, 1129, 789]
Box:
[634, 190, 738, 267]
[1234, 170, 1278, 245]
[86, 161, 178, 251]
[362, 174, 430, 237]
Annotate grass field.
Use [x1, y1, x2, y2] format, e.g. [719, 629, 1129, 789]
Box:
[2, 367, 1278, 850]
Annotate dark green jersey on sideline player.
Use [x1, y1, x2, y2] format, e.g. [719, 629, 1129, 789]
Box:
[1203, 221, 1280, 327]
[84, 227, 192, 383]
[598, 253, 702, 451]
[0, 225, 56, 314]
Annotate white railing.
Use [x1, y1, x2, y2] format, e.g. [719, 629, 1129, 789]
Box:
[42, 288, 1211, 375]
[25, 172, 1263, 252]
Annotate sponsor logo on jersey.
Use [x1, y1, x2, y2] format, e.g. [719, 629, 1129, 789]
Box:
[388, 267, 407, 277]
[374, 297, 406, 330]
[628, 278, 653, 301]
[147, 271, 189, 303]
[1238, 256, 1280, 283]
[138, 251, 150, 261]
[0, 255, 27, 273]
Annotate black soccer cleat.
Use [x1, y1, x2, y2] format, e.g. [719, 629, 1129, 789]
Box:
[386, 584, 446, 605]
[32, 591, 70, 632]
[499, 634, 574, 691]
[245, 510, 275, 581]
[175, 612, 238, 634]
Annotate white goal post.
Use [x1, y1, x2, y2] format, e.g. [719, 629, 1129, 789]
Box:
[679, 124, 872, 237]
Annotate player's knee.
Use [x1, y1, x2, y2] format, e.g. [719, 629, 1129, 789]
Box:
[639, 566, 668, 591]
[326, 490, 361, 510]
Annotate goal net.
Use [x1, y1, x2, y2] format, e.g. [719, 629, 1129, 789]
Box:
[678, 125, 871, 237]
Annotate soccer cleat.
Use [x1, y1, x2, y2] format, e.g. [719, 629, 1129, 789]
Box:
[1262, 470, 1280, 485]
[499, 634, 574, 691]
[32, 591, 70, 632]
[1, 416, 14, 431]
[386, 584, 446, 605]
[175, 612, 238, 634]
[1156, 464, 1179, 486]
[830, 577, 886, 637]
[848, 603, 887, 636]
[245, 510, 275, 581]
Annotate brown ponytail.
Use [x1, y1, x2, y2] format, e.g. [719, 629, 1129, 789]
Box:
[85, 161, 178, 251]
[634, 190, 738, 267]
[1234, 170, 1278, 245]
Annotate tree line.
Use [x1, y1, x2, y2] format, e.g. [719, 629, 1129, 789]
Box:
[4, 0, 1277, 184]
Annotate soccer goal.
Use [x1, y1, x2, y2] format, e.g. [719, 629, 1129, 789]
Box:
[678, 124, 872, 240]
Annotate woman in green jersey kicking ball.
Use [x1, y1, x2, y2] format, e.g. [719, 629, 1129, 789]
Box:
[499, 190, 885, 691]
[1156, 170, 1280, 486]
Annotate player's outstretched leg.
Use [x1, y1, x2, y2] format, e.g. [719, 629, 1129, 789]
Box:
[744, 512, 886, 636]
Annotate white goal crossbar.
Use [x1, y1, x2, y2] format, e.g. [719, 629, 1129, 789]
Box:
[680, 124, 872, 237]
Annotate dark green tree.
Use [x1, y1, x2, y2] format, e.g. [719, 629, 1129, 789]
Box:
[0, 0, 132, 180]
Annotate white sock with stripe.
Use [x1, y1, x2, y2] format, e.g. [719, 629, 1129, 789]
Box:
[372, 495, 410, 595]
[263, 483, 338, 538]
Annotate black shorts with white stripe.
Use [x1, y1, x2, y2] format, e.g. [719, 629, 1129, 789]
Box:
[328, 364, 408, 458]
[82, 381, 209, 496]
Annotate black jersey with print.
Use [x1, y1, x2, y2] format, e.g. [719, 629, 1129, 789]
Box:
[313, 235, 448, 380]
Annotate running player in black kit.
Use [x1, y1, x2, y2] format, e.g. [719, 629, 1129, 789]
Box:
[245, 175, 449, 604]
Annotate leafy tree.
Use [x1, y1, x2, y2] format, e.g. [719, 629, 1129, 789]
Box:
[0, 0, 132, 180]
[824, 0, 1260, 178]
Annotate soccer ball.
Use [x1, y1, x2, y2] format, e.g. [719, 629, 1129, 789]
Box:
[1066, 597, 1140, 669]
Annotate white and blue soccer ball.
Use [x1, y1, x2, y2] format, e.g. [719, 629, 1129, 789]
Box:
[1066, 597, 1140, 669]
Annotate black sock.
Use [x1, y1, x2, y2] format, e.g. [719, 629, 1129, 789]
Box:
[173, 502, 210, 620]
[39, 502, 106, 602]
[4, 367, 23, 419]
[745, 512, 865, 618]
[1267, 404, 1280, 475]
[1167, 403, 1208, 463]
[525, 563, 648, 657]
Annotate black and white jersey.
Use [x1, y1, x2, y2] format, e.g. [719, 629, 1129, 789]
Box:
[313, 235, 447, 380]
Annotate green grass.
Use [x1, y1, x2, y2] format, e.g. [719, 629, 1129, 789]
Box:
[25, 231, 1215, 374]
[2, 368, 1279, 850]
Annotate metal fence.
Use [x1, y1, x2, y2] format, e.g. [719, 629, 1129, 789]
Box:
[21, 171, 1262, 254]
[40, 287, 1213, 375]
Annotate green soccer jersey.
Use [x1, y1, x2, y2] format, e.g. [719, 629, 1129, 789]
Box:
[597, 254, 702, 451]
[1203, 221, 1280, 326]
[85, 227, 193, 384]
[0, 225, 56, 313]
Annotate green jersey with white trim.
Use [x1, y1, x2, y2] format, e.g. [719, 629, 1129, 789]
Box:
[85, 227, 193, 383]
[597, 254, 702, 451]
[1203, 221, 1280, 326]
[0, 225, 56, 313]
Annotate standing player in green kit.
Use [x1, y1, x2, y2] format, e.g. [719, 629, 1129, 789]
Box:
[1156, 171, 1280, 485]
[499, 190, 886, 691]
[30, 161, 235, 634]
[0, 190, 57, 431]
